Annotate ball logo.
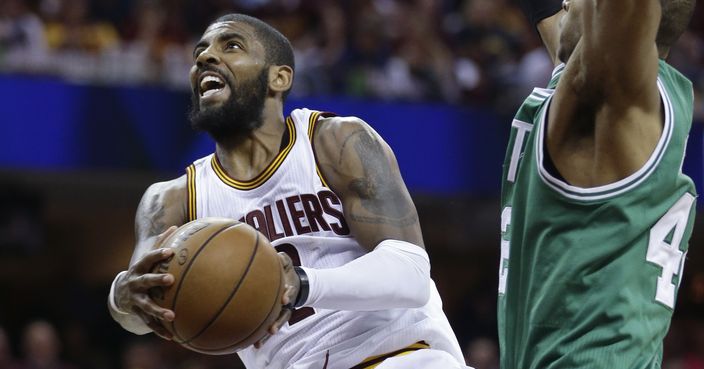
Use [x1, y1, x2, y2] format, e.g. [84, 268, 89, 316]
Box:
[178, 248, 189, 265]
[175, 222, 209, 243]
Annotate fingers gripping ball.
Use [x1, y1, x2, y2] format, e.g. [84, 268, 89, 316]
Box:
[149, 218, 284, 354]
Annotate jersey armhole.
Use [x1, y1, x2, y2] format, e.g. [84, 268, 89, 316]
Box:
[541, 108, 568, 183]
[536, 78, 674, 202]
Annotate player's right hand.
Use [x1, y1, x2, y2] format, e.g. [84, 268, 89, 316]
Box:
[253, 252, 298, 349]
[115, 226, 178, 339]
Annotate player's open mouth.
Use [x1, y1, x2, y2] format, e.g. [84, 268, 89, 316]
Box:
[199, 73, 228, 98]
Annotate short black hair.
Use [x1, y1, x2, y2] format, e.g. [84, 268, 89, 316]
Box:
[657, 0, 697, 55]
[212, 14, 295, 97]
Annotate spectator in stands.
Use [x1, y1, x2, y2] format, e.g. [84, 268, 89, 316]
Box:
[0, 0, 701, 107]
[43, 0, 119, 81]
[43, 0, 118, 52]
[287, 3, 346, 97]
[375, 1, 458, 102]
[0, 0, 48, 72]
[338, 0, 391, 98]
[121, 339, 164, 369]
[17, 320, 76, 369]
[446, 0, 527, 105]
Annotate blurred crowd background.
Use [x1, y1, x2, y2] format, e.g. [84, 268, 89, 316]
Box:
[0, 0, 703, 368]
[2, 0, 704, 115]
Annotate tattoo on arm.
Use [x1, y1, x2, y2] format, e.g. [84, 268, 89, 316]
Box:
[136, 191, 166, 240]
[344, 129, 417, 227]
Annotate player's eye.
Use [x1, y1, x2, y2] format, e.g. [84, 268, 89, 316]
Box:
[225, 41, 242, 50]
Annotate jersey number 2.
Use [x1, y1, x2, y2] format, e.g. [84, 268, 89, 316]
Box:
[646, 193, 695, 309]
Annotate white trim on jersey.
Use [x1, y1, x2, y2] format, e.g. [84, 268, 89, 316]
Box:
[549, 63, 566, 86]
[552, 63, 566, 78]
[535, 78, 675, 201]
[532, 88, 554, 98]
[526, 88, 554, 102]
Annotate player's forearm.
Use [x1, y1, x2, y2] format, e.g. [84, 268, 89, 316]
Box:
[593, 0, 659, 18]
[588, 0, 660, 45]
[581, 0, 660, 83]
[297, 240, 431, 311]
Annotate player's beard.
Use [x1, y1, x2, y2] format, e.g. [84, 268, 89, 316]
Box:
[189, 69, 269, 142]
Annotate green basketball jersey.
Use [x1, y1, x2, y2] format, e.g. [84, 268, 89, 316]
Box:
[498, 60, 697, 369]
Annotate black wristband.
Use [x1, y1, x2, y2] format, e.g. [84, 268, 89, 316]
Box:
[293, 266, 309, 308]
[520, 0, 563, 29]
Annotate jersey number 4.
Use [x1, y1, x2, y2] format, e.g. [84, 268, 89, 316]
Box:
[499, 192, 695, 309]
[646, 192, 695, 309]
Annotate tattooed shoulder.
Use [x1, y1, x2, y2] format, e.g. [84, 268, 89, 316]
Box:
[135, 176, 187, 240]
[332, 118, 416, 225]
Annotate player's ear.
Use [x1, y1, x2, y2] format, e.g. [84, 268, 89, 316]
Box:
[268, 65, 293, 95]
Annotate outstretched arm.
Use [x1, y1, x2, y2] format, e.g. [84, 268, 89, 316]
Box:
[572, 0, 661, 99]
[547, 0, 663, 187]
[108, 177, 188, 336]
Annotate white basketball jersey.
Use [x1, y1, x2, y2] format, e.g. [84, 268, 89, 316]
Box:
[186, 108, 464, 369]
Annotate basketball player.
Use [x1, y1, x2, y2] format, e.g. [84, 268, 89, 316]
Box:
[107, 14, 469, 369]
[500, 0, 697, 367]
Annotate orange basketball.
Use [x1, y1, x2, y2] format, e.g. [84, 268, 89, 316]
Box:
[149, 218, 284, 354]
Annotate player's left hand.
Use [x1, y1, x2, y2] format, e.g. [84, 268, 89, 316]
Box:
[253, 252, 300, 349]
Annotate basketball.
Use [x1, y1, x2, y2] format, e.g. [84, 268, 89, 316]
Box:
[149, 218, 284, 355]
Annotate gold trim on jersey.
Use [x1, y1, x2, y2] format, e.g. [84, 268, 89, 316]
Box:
[186, 164, 196, 221]
[307, 111, 320, 138]
[350, 341, 430, 369]
[307, 111, 330, 188]
[210, 116, 296, 190]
